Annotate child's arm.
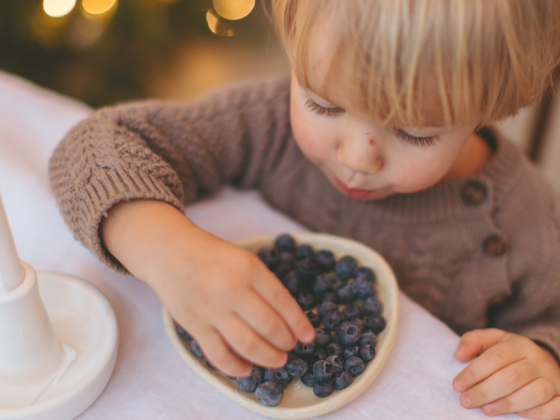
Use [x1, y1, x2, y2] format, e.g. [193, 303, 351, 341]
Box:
[49, 79, 315, 376]
[450, 190, 560, 418]
[101, 199, 314, 376]
[452, 329, 560, 418]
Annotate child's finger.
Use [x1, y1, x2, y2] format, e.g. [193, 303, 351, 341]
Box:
[458, 359, 538, 411]
[518, 394, 560, 419]
[481, 377, 557, 417]
[195, 327, 252, 378]
[252, 272, 316, 344]
[453, 339, 526, 393]
[216, 312, 288, 370]
[234, 288, 297, 351]
[453, 328, 507, 362]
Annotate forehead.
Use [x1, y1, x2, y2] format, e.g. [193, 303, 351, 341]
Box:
[292, 4, 468, 128]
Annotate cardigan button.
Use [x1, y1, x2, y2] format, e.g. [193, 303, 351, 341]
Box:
[483, 235, 508, 257]
[461, 180, 487, 206]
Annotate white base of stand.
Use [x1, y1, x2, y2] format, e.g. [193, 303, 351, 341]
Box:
[0, 271, 119, 420]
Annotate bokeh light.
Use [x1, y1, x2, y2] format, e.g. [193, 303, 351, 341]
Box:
[213, 0, 255, 21]
[43, 0, 77, 18]
[206, 9, 236, 37]
[82, 0, 117, 15]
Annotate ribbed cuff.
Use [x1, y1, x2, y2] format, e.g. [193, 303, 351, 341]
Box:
[76, 167, 185, 274]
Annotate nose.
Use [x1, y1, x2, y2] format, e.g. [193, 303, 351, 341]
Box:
[336, 132, 383, 175]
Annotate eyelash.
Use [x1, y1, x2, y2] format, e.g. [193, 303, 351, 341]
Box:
[304, 97, 439, 147]
[395, 129, 440, 147]
[305, 98, 344, 117]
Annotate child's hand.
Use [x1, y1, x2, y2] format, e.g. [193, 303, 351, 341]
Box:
[101, 199, 316, 378]
[452, 328, 560, 418]
[157, 230, 316, 378]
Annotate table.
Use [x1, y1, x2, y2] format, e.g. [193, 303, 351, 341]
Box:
[0, 70, 516, 419]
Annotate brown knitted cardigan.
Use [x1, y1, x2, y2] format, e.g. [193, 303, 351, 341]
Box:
[49, 78, 560, 360]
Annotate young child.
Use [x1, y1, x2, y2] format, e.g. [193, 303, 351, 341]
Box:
[49, 0, 560, 417]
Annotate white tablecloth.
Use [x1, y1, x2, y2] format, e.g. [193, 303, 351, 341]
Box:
[0, 70, 516, 419]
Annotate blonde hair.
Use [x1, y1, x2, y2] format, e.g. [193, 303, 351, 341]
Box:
[272, 0, 560, 127]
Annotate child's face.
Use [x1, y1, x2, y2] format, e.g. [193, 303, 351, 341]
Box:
[290, 73, 479, 200]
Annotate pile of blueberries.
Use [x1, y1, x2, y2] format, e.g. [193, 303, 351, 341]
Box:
[175, 234, 386, 407]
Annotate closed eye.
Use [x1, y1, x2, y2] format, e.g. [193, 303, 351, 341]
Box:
[305, 98, 344, 118]
[395, 129, 440, 147]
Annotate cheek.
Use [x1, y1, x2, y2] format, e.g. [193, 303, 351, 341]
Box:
[290, 108, 331, 164]
[391, 157, 453, 193]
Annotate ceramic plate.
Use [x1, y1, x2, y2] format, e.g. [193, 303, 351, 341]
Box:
[163, 232, 399, 419]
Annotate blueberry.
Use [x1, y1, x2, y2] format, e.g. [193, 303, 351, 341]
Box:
[317, 301, 337, 318]
[314, 328, 333, 348]
[350, 317, 365, 331]
[309, 348, 327, 364]
[336, 321, 361, 346]
[301, 372, 316, 387]
[323, 310, 346, 332]
[258, 246, 280, 269]
[298, 257, 321, 280]
[325, 355, 345, 373]
[313, 360, 334, 382]
[274, 234, 296, 253]
[236, 365, 264, 392]
[265, 367, 292, 387]
[325, 341, 344, 356]
[343, 345, 360, 360]
[294, 341, 316, 357]
[320, 292, 339, 303]
[297, 290, 316, 310]
[333, 371, 353, 390]
[365, 314, 386, 334]
[282, 270, 302, 295]
[337, 283, 356, 303]
[313, 381, 334, 398]
[342, 304, 363, 320]
[357, 329, 376, 347]
[306, 311, 321, 328]
[352, 277, 375, 299]
[314, 250, 336, 273]
[353, 266, 375, 282]
[345, 356, 365, 377]
[256, 382, 284, 406]
[335, 255, 357, 279]
[359, 344, 376, 362]
[362, 297, 383, 316]
[176, 324, 192, 341]
[273, 252, 295, 278]
[313, 274, 333, 295]
[330, 276, 345, 292]
[191, 340, 204, 358]
[286, 357, 309, 377]
[295, 244, 314, 260]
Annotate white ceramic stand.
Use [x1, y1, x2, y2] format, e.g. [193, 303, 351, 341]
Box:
[0, 193, 119, 419]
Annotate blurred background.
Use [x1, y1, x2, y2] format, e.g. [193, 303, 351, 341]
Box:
[0, 0, 558, 190]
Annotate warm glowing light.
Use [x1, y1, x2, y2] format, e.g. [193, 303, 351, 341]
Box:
[206, 9, 236, 37]
[43, 0, 77, 18]
[82, 0, 117, 15]
[213, 0, 255, 20]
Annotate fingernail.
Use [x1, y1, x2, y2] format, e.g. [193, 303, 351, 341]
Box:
[461, 395, 471, 408]
[453, 379, 463, 391]
[484, 403, 495, 414]
[519, 410, 529, 416]
[456, 344, 467, 353]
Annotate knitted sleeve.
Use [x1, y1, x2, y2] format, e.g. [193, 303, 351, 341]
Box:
[488, 167, 560, 362]
[48, 78, 291, 273]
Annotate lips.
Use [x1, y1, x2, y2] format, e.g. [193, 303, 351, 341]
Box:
[335, 178, 375, 199]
